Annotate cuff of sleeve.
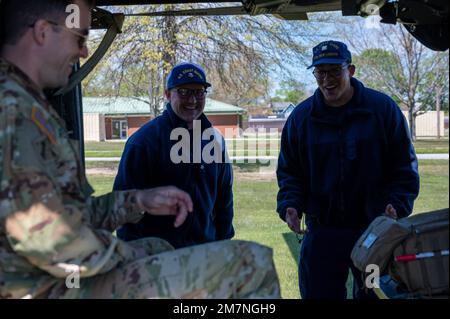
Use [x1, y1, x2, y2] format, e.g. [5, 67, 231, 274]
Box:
[116, 190, 145, 224]
[277, 203, 302, 222]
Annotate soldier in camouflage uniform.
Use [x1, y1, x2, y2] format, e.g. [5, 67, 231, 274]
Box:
[0, 0, 281, 299]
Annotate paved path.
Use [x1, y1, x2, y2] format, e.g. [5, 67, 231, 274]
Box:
[417, 154, 449, 160]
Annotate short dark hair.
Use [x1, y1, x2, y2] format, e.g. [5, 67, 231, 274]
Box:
[0, 0, 95, 46]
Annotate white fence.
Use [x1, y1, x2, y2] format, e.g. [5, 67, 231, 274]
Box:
[402, 111, 445, 137]
[83, 113, 106, 141]
[82, 111, 446, 142]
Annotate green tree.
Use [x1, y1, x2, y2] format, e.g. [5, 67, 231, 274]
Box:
[418, 52, 449, 113]
[345, 22, 449, 140]
[353, 48, 404, 106]
[82, 4, 321, 114]
[272, 79, 307, 104]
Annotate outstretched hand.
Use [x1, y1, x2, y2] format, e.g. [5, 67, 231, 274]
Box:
[135, 186, 193, 227]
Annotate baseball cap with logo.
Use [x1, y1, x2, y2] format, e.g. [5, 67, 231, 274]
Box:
[307, 40, 352, 69]
[166, 62, 212, 90]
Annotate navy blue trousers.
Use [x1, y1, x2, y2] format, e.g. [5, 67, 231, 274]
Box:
[299, 220, 377, 299]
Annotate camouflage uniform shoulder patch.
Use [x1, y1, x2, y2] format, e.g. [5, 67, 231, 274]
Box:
[31, 106, 57, 145]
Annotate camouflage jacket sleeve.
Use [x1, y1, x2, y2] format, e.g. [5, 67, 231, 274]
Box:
[0, 98, 141, 280]
[86, 191, 145, 232]
[56, 138, 145, 232]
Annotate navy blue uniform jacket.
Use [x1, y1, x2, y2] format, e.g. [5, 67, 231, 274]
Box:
[277, 78, 420, 229]
[114, 104, 234, 248]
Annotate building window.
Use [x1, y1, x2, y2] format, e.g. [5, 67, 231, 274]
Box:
[112, 119, 128, 139]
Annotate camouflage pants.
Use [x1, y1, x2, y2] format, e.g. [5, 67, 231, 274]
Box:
[49, 239, 281, 299]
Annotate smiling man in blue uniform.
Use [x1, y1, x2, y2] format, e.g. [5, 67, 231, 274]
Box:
[276, 40, 420, 299]
[114, 63, 234, 249]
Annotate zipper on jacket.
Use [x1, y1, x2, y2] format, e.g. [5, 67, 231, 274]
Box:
[339, 127, 345, 214]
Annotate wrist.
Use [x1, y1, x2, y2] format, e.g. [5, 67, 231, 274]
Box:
[126, 190, 145, 214]
[133, 190, 142, 210]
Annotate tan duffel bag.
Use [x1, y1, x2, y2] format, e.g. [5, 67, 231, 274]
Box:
[351, 208, 449, 298]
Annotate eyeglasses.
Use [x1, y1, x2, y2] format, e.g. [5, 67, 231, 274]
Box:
[29, 20, 89, 49]
[175, 88, 208, 99]
[46, 20, 89, 49]
[312, 64, 350, 80]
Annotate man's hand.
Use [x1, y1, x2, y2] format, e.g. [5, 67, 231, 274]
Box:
[135, 186, 193, 228]
[384, 204, 398, 220]
[286, 207, 307, 234]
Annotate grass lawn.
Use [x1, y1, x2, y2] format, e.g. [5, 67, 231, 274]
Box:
[85, 138, 448, 157]
[85, 141, 125, 157]
[86, 159, 448, 299]
[413, 160, 449, 212]
[413, 139, 449, 154]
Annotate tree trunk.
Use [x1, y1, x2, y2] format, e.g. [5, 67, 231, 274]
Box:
[436, 85, 442, 139]
[146, 7, 178, 117]
[409, 109, 416, 142]
[146, 5, 178, 117]
[162, 5, 178, 80]
[148, 71, 162, 117]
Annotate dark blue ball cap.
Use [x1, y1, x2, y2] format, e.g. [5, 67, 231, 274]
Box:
[307, 40, 352, 69]
[166, 62, 212, 90]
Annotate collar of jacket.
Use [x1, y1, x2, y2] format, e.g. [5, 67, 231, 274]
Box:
[0, 58, 51, 110]
[310, 77, 372, 126]
[164, 102, 213, 132]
